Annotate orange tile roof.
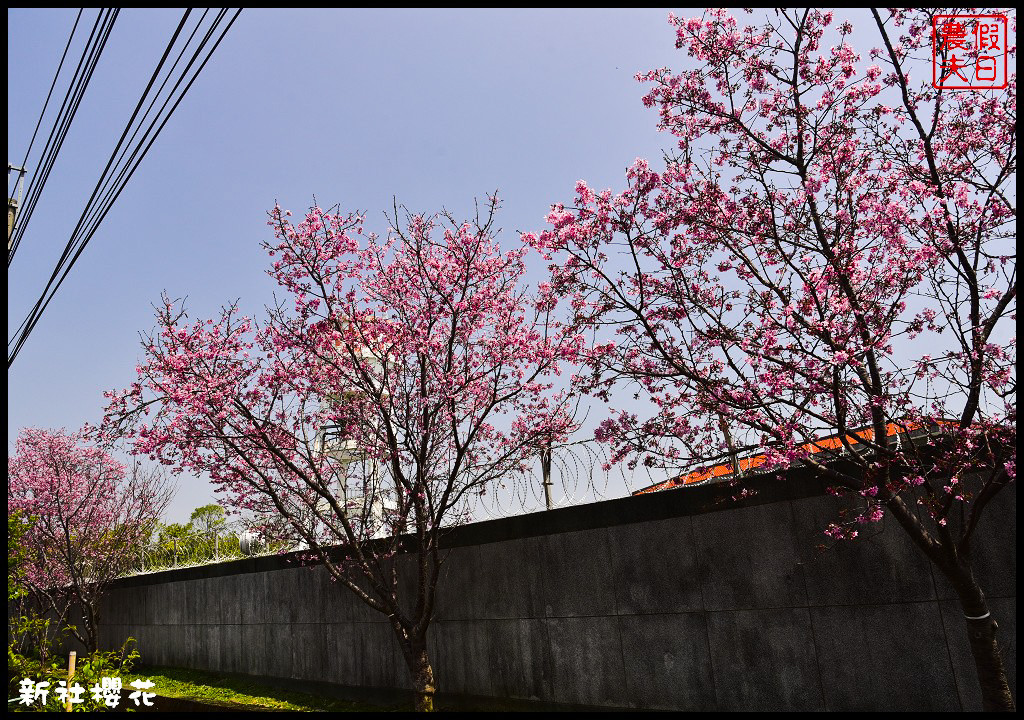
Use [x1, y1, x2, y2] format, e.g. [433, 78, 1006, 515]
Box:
[632, 421, 942, 495]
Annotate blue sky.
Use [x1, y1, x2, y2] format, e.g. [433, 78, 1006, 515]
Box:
[8, 8, 691, 522]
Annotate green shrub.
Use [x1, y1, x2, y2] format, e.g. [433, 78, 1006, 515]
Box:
[9, 633, 143, 712]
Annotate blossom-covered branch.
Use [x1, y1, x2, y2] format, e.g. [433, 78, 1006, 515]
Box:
[530, 8, 1015, 710]
[7, 428, 173, 653]
[101, 194, 580, 710]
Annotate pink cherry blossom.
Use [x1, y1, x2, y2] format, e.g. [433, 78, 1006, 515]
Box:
[8, 427, 173, 653]
[533, 9, 1015, 711]
[100, 194, 579, 709]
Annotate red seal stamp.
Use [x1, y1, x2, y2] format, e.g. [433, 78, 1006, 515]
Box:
[932, 14, 1009, 89]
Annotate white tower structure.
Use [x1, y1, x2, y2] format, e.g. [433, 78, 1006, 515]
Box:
[315, 339, 396, 540]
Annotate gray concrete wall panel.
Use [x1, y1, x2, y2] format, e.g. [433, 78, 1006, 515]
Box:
[91, 479, 1014, 710]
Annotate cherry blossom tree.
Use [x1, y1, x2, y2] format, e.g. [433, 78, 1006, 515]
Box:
[101, 195, 579, 711]
[7, 428, 174, 654]
[528, 9, 1015, 711]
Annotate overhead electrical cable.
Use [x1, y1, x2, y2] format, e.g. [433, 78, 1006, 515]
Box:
[8, 8, 243, 368]
[10, 8, 110, 256]
[9, 9, 118, 262]
[8, 9, 117, 265]
[13, 8, 194, 326]
[8, 7, 201, 362]
[73, 9, 210, 247]
[16, 9, 83, 175]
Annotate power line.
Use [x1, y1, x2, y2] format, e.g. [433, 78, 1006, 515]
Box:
[11, 9, 196, 336]
[74, 9, 210, 246]
[9, 9, 117, 261]
[8, 9, 118, 265]
[8, 8, 244, 369]
[16, 9, 83, 174]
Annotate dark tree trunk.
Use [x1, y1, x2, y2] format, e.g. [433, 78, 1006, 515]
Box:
[940, 561, 1015, 711]
[405, 642, 435, 712]
[84, 604, 99, 655]
[389, 618, 436, 713]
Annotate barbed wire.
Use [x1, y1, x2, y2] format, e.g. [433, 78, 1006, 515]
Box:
[468, 438, 663, 521]
[130, 528, 244, 575]
[121, 439, 668, 575]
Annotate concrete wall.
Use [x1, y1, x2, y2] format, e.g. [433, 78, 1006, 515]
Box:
[100, 474, 1016, 711]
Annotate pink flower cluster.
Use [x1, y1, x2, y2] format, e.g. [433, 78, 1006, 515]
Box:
[100, 195, 582, 559]
[526, 9, 1015, 540]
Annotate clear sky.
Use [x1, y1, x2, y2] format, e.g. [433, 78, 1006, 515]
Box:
[8, 8, 693, 522]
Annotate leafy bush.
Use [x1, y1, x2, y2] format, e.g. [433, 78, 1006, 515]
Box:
[9, 629, 143, 712]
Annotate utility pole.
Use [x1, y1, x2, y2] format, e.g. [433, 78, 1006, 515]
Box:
[540, 440, 554, 511]
[718, 413, 743, 478]
[8, 163, 27, 252]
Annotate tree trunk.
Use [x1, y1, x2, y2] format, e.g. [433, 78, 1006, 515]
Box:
[86, 611, 99, 655]
[940, 562, 1015, 711]
[405, 643, 436, 712]
[76, 599, 100, 655]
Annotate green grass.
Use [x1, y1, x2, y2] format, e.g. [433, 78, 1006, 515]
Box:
[135, 666, 396, 712]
